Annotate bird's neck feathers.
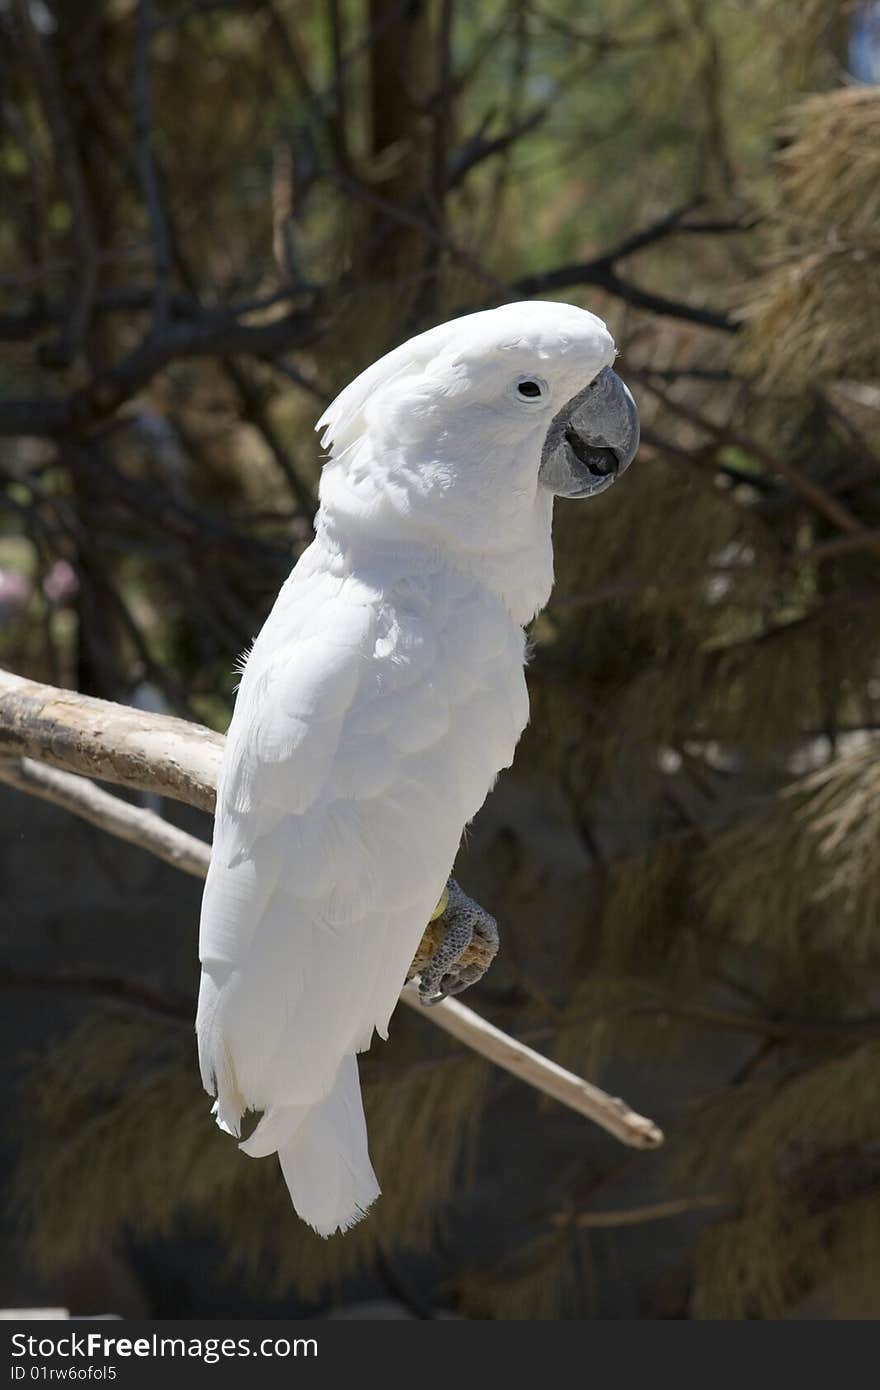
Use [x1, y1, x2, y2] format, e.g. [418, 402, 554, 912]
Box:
[315, 436, 556, 627]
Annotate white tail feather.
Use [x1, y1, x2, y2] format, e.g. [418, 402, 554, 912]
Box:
[238, 1054, 380, 1237]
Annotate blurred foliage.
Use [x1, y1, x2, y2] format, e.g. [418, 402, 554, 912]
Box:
[740, 86, 880, 385]
[3, 0, 880, 1319]
[14, 1010, 488, 1302]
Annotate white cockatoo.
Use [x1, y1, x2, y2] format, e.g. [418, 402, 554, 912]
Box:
[196, 300, 639, 1236]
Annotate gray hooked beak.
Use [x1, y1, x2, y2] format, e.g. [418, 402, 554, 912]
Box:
[539, 366, 639, 498]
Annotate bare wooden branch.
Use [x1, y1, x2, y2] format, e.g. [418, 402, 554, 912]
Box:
[0, 757, 211, 878]
[399, 986, 663, 1150]
[0, 666, 664, 1148]
[0, 669, 223, 811]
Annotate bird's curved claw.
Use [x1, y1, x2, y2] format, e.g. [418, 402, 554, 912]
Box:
[418, 879, 499, 1005]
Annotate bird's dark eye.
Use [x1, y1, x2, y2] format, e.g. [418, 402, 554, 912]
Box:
[517, 380, 542, 398]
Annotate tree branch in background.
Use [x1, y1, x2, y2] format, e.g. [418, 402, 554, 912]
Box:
[511, 260, 738, 333]
[553, 1193, 728, 1230]
[132, 0, 173, 330]
[551, 527, 880, 614]
[0, 666, 664, 1152]
[12, 0, 99, 364]
[634, 371, 880, 542]
[506, 201, 746, 333]
[0, 190, 740, 444]
[0, 307, 318, 439]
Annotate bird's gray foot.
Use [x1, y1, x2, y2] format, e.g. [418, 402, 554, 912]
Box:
[418, 879, 499, 1005]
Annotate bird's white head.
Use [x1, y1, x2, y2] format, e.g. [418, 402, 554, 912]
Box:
[315, 300, 639, 622]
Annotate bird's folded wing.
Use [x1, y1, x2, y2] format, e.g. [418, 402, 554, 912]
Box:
[198, 579, 377, 970]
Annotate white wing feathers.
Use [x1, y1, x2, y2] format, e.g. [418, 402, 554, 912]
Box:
[196, 539, 527, 1234]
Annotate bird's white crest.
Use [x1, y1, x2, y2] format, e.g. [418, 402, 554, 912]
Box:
[197, 301, 634, 1236]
